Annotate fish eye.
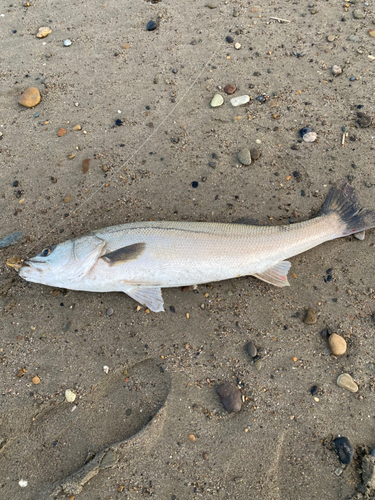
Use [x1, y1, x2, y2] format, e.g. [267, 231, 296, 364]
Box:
[41, 247, 53, 257]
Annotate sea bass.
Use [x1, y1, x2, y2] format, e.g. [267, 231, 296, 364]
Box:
[18, 182, 375, 312]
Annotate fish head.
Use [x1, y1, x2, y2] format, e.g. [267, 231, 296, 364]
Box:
[19, 235, 106, 287]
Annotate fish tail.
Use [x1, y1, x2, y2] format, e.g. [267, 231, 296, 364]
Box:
[320, 181, 375, 237]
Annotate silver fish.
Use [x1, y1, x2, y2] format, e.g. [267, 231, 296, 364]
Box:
[18, 182, 375, 312]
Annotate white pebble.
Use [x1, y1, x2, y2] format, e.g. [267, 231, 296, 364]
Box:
[210, 94, 224, 107]
[303, 131, 317, 143]
[255, 139, 261, 144]
[230, 95, 250, 107]
[63, 39, 72, 47]
[234, 42, 241, 50]
[354, 230, 365, 240]
[19, 480, 28, 488]
[103, 365, 109, 374]
[65, 389, 77, 402]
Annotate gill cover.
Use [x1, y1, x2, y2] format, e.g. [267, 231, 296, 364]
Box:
[67, 235, 106, 281]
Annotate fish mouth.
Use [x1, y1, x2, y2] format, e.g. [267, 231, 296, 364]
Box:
[21, 260, 45, 272]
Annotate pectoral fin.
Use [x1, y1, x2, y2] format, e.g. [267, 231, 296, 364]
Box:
[124, 286, 164, 312]
[253, 261, 291, 287]
[101, 242, 146, 266]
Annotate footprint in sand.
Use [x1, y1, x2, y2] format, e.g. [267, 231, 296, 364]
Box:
[0, 358, 170, 499]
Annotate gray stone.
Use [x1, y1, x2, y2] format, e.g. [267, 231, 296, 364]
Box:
[216, 383, 242, 413]
[332, 65, 342, 76]
[353, 9, 365, 19]
[362, 455, 375, 489]
[247, 341, 257, 358]
[334, 436, 354, 464]
[100, 450, 117, 468]
[354, 230, 365, 240]
[237, 148, 251, 166]
[0, 231, 22, 249]
[347, 35, 362, 42]
[337, 373, 358, 393]
[63, 39, 72, 47]
[250, 147, 261, 161]
[357, 113, 372, 127]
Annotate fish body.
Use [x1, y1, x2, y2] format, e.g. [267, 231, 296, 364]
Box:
[19, 182, 375, 312]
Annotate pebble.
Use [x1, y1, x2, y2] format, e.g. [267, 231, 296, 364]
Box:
[101, 450, 117, 468]
[304, 308, 317, 325]
[230, 95, 250, 107]
[36, 27, 52, 38]
[353, 9, 365, 19]
[332, 65, 342, 76]
[369, 30, 375, 38]
[254, 359, 262, 371]
[187, 434, 196, 442]
[0, 231, 22, 249]
[32, 375, 41, 385]
[216, 382, 242, 413]
[106, 307, 113, 316]
[328, 333, 347, 355]
[234, 42, 241, 50]
[19, 480, 28, 488]
[18, 87, 41, 107]
[337, 373, 358, 393]
[63, 39, 72, 47]
[349, 76, 356, 82]
[206, 3, 217, 8]
[210, 94, 224, 107]
[65, 389, 77, 402]
[354, 230, 365, 240]
[73, 124, 82, 131]
[224, 84, 236, 94]
[303, 131, 317, 143]
[250, 147, 261, 161]
[327, 35, 335, 42]
[347, 35, 362, 42]
[357, 112, 372, 128]
[226, 35, 234, 43]
[247, 341, 257, 358]
[334, 436, 354, 464]
[58, 128, 67, 137]
[237, 148, 251, 166]
[147, 20, 157, 31]
[299, 127, 312, 138]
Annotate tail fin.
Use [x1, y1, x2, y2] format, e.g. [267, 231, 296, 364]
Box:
[320, 181, 375, 237]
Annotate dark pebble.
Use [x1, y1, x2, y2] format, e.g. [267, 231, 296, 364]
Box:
[115, 118, 123, 126]
[253, 71, 261, 76]
[326, 268, 333, 274]
[0, 231, 23, 249]
[226, 35, 234, 43]
[216, 382, 242, 413]
[334, 437, 354, 464]
[247, 341, 257, 358]
[146, 20, 158, 31]
[12, 180, 19, 187]
[250, 147, 261, 161]
[301, 190, 306, 197]
[299, 127, 312, 138]
[291, 144, 300, 150]
[191, 181, 198, 188]
[169, 305, 176, 313]
[255, 94, 267, 104]
[292, 170, 302, 180]
[172, 68, 178, 74]
[224, 84, 236, 95]
[310, 385, 318, 395]
[357, 113, 372, 128]
[320, 328, 330, 340]
[208, 161, 216, 168]
[326, 274, 332, 282]
[349, 77, 356, 82]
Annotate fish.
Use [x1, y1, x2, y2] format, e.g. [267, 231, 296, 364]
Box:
[18, 182, 375, 312]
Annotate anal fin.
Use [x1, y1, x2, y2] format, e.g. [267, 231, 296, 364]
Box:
[125, 286, 165, 312]
[253, 260, 291, 287]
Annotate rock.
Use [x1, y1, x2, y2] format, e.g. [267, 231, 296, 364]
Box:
[106, 307, 113, 316]
[58, 128, 67, 137]
[237, 148, 251, 166]
[362, 455, 375, 489]
[36, 27, 52, 38]
[353, 9, 365, 19]
[63, 39, 72, 47]
[334, 436, 354, 464]
[328, 333, 347, 355]
[304, 308, 317, 324]
[18, 87, 41, 107]
[146, 20, 157, 31]
[354, 230, 365, 240]
[332, 65, 342, 76]
[234, 42, 241, 50]
[254, 359, 262, 371]
[369, 30, 375, 38]
[250, 147, 261, 161]
[65, 389, 77, 402]
[357, 112, 372, 128]
[226, 35, 234, 43]
[216, 382, 242, 413]
[224, 84, 236, 94]
[327, 35, 335, 42]
[210, 94, 224, 107]
[187, 433, 196, 442]
[337, 373, 358, 393]
[73, 124, 82, 131]
[368, 55, 375, 61]
[32, 375, 40, 385]
[206, 3, 217, 8]
[0, 231, 22, 249]
[230, 95, 250, 107]
[247, 341, 257, 358]
[303, 131, 317, 143]
[100, 450, 117, 468]
[347, 35, 362, 42]
[299, 127, 312, 137]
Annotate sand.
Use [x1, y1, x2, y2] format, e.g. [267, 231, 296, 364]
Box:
[1, 0, 375, 498]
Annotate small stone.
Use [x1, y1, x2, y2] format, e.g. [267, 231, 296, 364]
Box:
[226, 35, 234, 43]
[32, 375, 40, 385]
[334, 437, 354, 465]
[58, 128, 67, 137]
[337, 373, 358, 393]
[203, 452, 209, 460]
[0, 231, 22, 249]
[328, 333, 347, 355]
[332, 65, 342, 76]
[65, 389, 77, 402]
[36, 27, 52, 38]
[327, 35, 335, 42]
[121, 43, 130, 49]
[100, 450, 117, 468]
[353, 9, 365, 19]
[250, 147, 261, 161]
[349, 76, 356, 82]
[234, 42, 241, 50]
[237, 148, 251, 166]
[82, 158, 90, 174]
[106, 307, 113, 316]
[206, 3, 217, 8]
[63, 39, 72, 47]
[354, 230, 365, 240]
[224, 84, 236, 94]
[347, 35, 362, 42]
[146, 20, 157, 31]
[233, 9, 240, 17]
[102, 165, 109, 172]
[303, 131, 317, 143]
[187, 433, 196, 442]
[254, 359, 262, 371]
[210, 94, 224, 107]
[73, 124, 82, 131]
[369, 30, 375, 38]
[334, 468, 343, 476]
[304, 308, 317, 325]
[18, 87, 41, 107]
[247, 341, 257, 358]
[230, 95, 250, 107]
[17, 368, 26, 378]
[19, 480, 28, 488]
[299, 126, 312, 137]
[357, 113, 372, 127]
[371, 449, 375, 458]
[216, 382, 242, 413]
